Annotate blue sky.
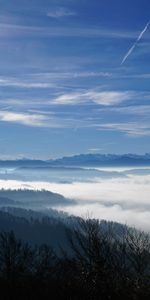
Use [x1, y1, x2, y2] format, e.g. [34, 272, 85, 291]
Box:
[0, 0, 150, 159]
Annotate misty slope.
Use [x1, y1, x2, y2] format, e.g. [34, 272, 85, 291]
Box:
[0, 206, 69, 220]
[0, 189, 75, 208]
[0, 206, 129, 250]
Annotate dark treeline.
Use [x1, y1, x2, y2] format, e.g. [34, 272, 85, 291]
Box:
[0, 218, 149, 300]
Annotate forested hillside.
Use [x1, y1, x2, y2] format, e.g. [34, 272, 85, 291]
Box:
[0, 212, 149, 299]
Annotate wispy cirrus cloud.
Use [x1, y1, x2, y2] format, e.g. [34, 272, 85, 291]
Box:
[0, 78, 56, 89]
[104, 105, 150, 115]
[1, 88, 149, 109]
[47, 7, 76, 18]
[0, 110, 73, 128]
[97, 122, 150, 137]
[0, 110, 92, 129]
[115, 72, 150, 79]
[0, 109, 150, 138]
[0, 111, 48, 127]
[0, 72, 111, 89]
[32, 71, 111, 80]
[52, 90, 138, 106]
[0, 22, 140, 39]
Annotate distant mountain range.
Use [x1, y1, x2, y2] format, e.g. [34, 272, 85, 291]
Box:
[0, 153, 150, 167]
[48, 153, 150, 166]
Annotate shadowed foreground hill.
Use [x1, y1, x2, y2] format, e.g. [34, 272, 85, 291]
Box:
[0, 207, 127, 249]
[0, 213, 149, 299]
[0, 210, 70, 250]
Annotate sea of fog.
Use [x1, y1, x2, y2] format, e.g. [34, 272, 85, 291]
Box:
[0, 166, 150, 231]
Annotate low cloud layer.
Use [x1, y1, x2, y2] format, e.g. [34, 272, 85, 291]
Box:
[0, 171, 150, 231]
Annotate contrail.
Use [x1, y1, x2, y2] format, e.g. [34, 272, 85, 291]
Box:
[121, 21, 150, 65]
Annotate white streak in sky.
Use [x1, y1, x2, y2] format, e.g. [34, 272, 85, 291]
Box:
[121, 21, 150, 65]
